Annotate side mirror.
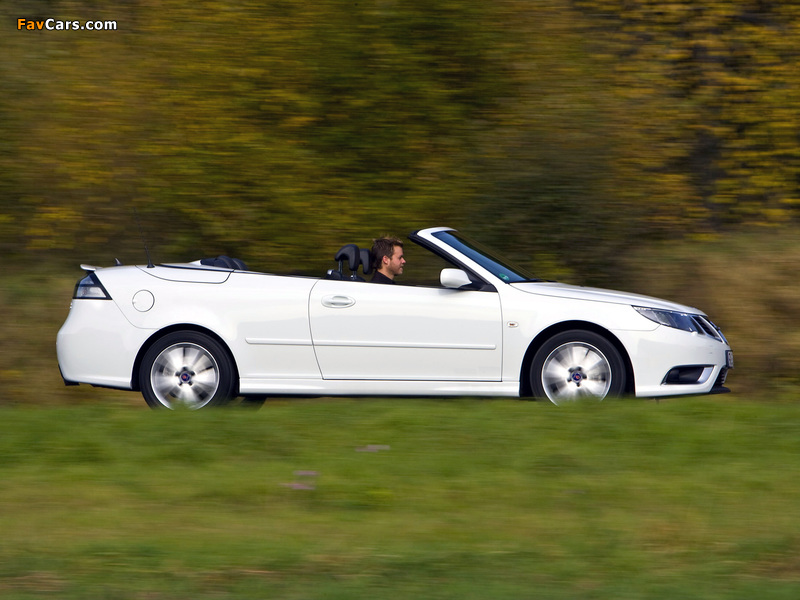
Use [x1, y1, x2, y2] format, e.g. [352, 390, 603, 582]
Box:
[440, 268, 473, 289]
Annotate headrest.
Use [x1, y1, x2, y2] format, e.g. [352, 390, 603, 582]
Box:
[334, 244, 361, 272]
[360, 248, 374, 275]
[200, 255, 248, 270]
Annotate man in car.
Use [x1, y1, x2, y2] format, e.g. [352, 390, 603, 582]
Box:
[371, 237, 405, 284]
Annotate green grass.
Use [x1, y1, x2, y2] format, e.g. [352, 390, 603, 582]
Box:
[2, 397, 800, 599]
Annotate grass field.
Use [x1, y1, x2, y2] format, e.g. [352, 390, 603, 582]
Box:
[2, 397, 800, 599]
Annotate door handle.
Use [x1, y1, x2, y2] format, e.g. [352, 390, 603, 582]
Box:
[321, 295, 356, 308]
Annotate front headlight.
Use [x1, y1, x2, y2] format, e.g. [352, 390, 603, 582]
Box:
[634, 307, 700, 333]
[634, 306, 728, 344]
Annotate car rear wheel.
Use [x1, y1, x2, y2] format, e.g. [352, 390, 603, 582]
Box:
[139, 332, 236, 410]
[531, 330, 626, 405]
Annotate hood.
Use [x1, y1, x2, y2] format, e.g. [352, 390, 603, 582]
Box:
[510, 281, 702, 314]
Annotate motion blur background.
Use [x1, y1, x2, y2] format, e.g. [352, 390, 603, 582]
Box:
[3, 1, 800, 403]
[5, 5, 800, 599]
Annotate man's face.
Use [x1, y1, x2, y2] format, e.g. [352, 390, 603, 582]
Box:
[384, 245, 405, 278]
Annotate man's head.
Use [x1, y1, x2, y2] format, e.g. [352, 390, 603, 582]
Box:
[371, 236, 405, 280]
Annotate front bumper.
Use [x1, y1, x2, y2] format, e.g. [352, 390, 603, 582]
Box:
[616, 326, 732, 398]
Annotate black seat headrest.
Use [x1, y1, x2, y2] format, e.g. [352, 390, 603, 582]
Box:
[200, 255, 247, 270]
[334, 244, 361, 272]
[360, 248, 374, 275]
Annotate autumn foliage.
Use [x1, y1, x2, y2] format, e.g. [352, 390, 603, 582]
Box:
[2, 1, 799, 282]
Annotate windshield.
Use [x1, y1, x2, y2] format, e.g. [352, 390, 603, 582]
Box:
[432, 231, 540, 283]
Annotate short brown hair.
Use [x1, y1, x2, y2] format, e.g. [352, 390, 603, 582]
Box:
[371, 236, 403, 270]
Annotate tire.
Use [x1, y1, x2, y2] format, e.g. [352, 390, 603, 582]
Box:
[530, 330, 626, 405]
[139, 331, 236, 410]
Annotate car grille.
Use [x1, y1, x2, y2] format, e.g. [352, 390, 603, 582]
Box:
[715, 368, 728, 387]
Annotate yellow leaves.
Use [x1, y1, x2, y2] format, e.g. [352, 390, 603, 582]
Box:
[25, 205, 84, 251]
[2, 0, 800, 273]
[573, 0, 800, 230]
[762, 208, 792, 224]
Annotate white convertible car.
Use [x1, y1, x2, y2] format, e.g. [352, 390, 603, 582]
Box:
[57, 227, 733, 409]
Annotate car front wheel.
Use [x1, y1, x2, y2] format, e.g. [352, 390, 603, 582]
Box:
[531, 330, 626, 405]
[139, 332, 236, 410]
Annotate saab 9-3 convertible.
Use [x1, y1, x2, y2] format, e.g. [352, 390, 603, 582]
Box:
[57, 227, 733, 409]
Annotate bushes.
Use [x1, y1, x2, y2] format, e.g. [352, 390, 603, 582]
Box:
[623, 229, 800, 395]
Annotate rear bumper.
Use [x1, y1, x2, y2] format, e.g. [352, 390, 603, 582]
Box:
[57, 300, 152, 390]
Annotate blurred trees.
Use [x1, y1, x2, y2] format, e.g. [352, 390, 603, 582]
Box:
[573, 0, 800, 231]
[2, 0, 799, 282]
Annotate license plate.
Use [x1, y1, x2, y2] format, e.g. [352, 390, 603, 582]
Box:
[726, 350, 734, 369]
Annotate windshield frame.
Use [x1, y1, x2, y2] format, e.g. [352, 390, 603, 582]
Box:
[431, 230, 540, 284]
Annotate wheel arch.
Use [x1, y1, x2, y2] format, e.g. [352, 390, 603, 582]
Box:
[519, 320, 635, 397]
[131, 324, 240, 394]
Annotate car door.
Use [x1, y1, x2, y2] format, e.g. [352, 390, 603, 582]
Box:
[308, 279, 503, 380]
